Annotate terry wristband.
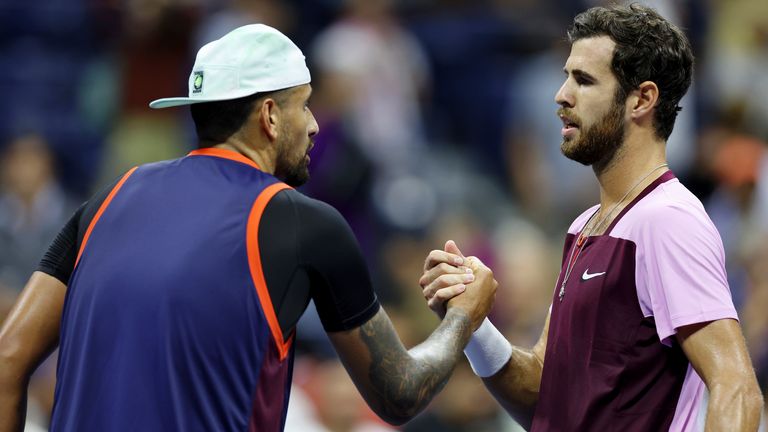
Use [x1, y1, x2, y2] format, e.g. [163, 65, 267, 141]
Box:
[464, 318, 512, 378]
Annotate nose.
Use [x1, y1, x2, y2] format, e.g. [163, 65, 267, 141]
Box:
[308, 109, 319, 137]
[555, 79, 574, 108]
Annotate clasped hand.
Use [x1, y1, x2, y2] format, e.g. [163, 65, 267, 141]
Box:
[419, 240, 497, 330]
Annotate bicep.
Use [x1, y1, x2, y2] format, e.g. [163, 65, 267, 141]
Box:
[0, 272, 66, 377]
[258, 191, 379, 336]
[38, 178, 113, 285]
[677, 319, 753, 386]
[297, 195, 379, 332]
[636, 207, 736, 342]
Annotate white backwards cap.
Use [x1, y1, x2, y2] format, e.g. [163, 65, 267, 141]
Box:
[149, 24, 311, 109]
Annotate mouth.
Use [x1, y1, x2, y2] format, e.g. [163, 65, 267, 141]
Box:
[559, 112, 580, 138]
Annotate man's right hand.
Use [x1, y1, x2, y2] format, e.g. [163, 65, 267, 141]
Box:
[419, 240, 497, 330]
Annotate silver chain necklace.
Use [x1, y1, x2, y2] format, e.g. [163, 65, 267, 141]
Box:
[557, 163, 669, 302]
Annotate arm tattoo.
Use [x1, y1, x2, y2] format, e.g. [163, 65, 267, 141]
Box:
[358, 309, 472, 423]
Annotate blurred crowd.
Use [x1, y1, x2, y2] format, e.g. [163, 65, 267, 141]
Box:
[0, 0, 766, 430]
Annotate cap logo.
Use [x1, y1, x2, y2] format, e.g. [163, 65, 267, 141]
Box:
[192, 71, 204, 94]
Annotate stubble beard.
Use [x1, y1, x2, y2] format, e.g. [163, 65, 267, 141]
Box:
[274, 135, 311, 187]
[560, 98, 626, 174]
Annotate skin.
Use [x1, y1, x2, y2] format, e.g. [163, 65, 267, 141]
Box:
[0, 272, 65, 432]
[420, 242, 548, 428]
[0, 83, 499, 431]
[422, 36, 764, 430]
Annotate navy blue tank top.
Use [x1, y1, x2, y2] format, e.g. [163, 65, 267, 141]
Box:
[51, 148, 295, 431]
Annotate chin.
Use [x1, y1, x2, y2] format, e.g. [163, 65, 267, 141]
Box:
[561, 143, 594, 166]
[560, 139, 578, 156]
[283, 170, 310, 188]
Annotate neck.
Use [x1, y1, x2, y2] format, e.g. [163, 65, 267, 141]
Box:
[594, 131, 668, 209]
[211, 136, 277, 174]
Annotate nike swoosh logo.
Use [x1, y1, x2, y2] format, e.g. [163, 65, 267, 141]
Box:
[581, 269, 606, 281]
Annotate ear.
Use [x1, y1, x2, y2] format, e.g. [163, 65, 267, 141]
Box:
[257, 98, 281, 141]
[629, 81, 659, 121]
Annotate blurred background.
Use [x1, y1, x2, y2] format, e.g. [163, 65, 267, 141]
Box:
[0, 0, 766, 430]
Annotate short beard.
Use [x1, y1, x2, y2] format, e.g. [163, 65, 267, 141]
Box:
[277, 158, 309, 187]
[274, 134, 310, 187]
[561, 93, 626, 173]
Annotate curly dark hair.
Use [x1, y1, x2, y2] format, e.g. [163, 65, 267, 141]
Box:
[567, 4, 694, 140]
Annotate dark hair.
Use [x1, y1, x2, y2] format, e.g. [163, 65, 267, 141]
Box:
[190, 89, 289, 146]
[567, 4, 694, 140]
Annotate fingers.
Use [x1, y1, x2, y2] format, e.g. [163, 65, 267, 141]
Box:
[444, 240, 464, 257]
[427, 284, 467, 312]
[463, 256, 488, 272]
[419, 262, 472, 288]
[423, 249, 464, 272]
[443, 261, 498, 329]
[422, 272, 475, 301]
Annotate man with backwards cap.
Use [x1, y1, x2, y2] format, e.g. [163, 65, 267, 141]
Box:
[0, 25, 498, 431]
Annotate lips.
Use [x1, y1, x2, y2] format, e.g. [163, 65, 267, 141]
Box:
[559, 112, 579, 129]
[558, 110, 580, 138]
[305, 142, 314, 163]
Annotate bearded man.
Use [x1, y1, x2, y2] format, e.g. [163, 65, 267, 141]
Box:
[420, 5, 763, 431]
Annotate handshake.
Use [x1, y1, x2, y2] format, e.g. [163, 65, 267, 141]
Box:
[418, 240, 498, 331]
[418, 240, 511, 379]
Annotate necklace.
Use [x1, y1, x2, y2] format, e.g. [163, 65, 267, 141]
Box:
[557, 163, 669, 302]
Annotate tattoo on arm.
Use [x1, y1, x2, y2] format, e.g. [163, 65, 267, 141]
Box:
[358, 309, 472, 423]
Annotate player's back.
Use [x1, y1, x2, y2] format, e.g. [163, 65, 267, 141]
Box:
[50, 150, 293, 432]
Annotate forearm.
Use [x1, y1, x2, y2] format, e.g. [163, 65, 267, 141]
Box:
[0, 359, 28, 432]
[704, 381, 763, 432]
[0, 272, 66, 432]
[482, 346, 543, 428]
[354, 307, 473, 424]
[461, 314, 548, 428]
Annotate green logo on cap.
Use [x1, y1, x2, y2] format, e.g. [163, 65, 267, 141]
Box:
[193, 71, 204, 94]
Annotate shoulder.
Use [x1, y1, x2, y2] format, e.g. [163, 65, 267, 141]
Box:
[268, 189, 350, 236]
[631, 180, 712, 229]
[270, 189, 345, 220]
[615, 179, 721, 246]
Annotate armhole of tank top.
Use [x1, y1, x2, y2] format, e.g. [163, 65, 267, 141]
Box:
[246, 182, 294, 361]
[74, 166, 139, 269]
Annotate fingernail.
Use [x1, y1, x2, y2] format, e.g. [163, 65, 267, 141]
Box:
[465, 267, 473, 274]
[454, 257, 464, 265]
[463, 274, 475, 282]
[458, 284, 466, 292]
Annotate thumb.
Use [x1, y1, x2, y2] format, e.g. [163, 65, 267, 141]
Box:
[444, 240, 465, 258]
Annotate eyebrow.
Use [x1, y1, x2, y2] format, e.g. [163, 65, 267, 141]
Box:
[563, 68, 598, 83]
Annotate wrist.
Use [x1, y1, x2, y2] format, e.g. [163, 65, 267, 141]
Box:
[463, 318, 512, 378]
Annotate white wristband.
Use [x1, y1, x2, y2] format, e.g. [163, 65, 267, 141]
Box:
[463, 318, 512, 378]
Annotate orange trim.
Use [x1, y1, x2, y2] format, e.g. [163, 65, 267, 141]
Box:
[75, 167, 139, 268]
[188, 148, 261, 170]
[246, 182, 294, 360]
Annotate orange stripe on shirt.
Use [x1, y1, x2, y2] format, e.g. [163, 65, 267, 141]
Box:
[74, 166, 139, 268]
[188, 148, 262, 170]
[246, 182, 293, 361]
